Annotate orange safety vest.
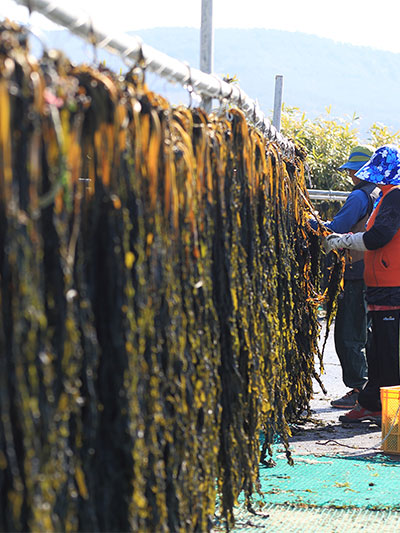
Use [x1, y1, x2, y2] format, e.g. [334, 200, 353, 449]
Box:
[364, 185, 400, 287]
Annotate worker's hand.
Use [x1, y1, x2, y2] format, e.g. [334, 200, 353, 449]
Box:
[323, 233, 350, 252]
[323, 232, 367, 253]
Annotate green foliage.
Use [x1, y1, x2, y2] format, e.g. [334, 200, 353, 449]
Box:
[368, 122, 400, 147]
[281, 105, 359, 191]
[281, 105, 400, 191]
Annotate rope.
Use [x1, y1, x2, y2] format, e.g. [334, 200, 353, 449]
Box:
[13, 0, 296, 160]
[366, 400, 400, 451]
[316, 401, 400, 455]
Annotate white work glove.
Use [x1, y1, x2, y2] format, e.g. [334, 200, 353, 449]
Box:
[323, 232, 367, 253]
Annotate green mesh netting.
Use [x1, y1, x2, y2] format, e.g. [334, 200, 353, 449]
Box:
[248, 452, 400, 510]
[216, 452, 400, 532]
[230, 505, 400, 532]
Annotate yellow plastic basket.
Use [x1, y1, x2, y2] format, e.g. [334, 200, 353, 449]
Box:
[381, 385, 400, 454]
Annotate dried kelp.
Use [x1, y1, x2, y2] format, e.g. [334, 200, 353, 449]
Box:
[0, 21, 342, 533]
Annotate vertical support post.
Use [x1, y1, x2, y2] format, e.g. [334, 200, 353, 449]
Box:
[272, 75, 284, 132]
[200, 0, 213, 113]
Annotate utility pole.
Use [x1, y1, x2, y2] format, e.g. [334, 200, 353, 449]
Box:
[200, 0, 214, 112]
[272, 75, 284, 132]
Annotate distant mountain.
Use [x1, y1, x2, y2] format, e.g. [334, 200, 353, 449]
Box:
[29, 27, 400, 136]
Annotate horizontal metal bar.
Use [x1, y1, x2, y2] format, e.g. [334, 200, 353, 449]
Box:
[13, 0, 295, 159]
[307, 189, 350, 201]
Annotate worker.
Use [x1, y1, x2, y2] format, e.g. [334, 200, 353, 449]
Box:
[324, 144, 400, 423]
[310, 145, 379, 409]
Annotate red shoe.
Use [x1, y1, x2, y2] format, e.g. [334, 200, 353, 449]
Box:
[338, 402, 381, 424]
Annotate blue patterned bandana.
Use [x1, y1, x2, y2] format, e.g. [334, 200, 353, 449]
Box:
[355, 144, 400, 185]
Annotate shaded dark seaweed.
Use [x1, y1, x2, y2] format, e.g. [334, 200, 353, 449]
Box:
[0, 21, 343, 533]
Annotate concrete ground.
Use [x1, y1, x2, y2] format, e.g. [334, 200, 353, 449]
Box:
[288, 320, 382, 458]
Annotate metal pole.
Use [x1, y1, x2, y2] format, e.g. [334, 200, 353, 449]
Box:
[200, 0, 213, 113]
[307, 189, 350, 201]
[272, 75, 284, 132]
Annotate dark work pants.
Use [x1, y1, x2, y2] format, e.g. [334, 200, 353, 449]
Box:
[358, 310, 400, 412]
[334, 279, 368, 390]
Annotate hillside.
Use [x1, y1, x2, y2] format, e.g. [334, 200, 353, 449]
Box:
[29, 27, 400, 135]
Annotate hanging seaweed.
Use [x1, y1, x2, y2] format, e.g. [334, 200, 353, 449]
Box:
[0, 20, 343, 533]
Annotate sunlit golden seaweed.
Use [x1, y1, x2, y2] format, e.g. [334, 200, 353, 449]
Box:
[0, 21, 343, 533]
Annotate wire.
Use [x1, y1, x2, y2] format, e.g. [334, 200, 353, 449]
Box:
[12, 0, 295, 160]
[376, 401, 400, 449]
[315, 401, 400, 456]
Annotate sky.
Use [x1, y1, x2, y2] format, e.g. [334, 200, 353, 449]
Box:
[2, 0, 400, 54]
